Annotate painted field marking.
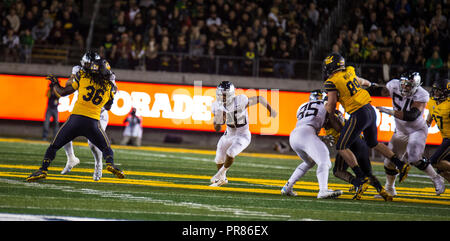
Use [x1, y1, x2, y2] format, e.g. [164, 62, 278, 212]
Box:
[0, 164, 449, 205]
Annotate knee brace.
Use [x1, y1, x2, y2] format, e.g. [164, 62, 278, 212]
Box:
[412, 158, 430, 171]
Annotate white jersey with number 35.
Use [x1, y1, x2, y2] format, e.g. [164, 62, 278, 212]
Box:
[295, 100, 327, 133]
[386, 79, 429, 134]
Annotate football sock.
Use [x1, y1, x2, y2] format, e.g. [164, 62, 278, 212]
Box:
[385, 174, 396, 189]
[41, 159, 51, 171]
[316, 163, 329, 191]
[351, 166, 365, 179]
[423, 165, 439, 178]
[390, 156, 405, 169]
[63, 142, 75, 159]
[287, 162, 311, 189]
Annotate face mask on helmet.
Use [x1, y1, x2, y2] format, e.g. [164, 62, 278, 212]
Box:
[216, 81, 235, 107]
[81, 51, 101, 73]
[431, 79, 449, 102]
[309, 89, 326, 101]
[400, 72, 421, 97]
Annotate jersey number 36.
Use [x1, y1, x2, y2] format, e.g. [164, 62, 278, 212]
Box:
[83, 86, 105, 105]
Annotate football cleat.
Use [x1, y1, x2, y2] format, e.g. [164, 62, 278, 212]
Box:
[398, 163, 411, 183]
[93, 162, 103, 181]
[377, 188, 394, 201]
[348, 185, 356, 193]
[281, 185, 297, 196]
[61, 156, 80, 174]
[374, 186, 397, 199]
[26, 169, 48, 182]
[432, 175, 445, 196]
[209, 177, 228, 187]
[106, 163, 125, 179]
[317, 189, 343, 199]
[352, 177, 369, 200]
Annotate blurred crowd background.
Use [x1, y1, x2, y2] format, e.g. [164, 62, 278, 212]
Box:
[0, 0, 448, 85]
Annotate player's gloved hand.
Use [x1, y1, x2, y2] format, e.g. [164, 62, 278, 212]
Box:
[46, 74, 59, 87]
[376, 106, 394, 116]
[321, 135, 335, 147]
[370, 82, 379, 87]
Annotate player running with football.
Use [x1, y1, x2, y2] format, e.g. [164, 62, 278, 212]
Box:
[377, 72, 445, 196]
[60, 53, 117, 181]
[281, 90, 343, 199]
[322, 53, 409, 199]
[209, 81, 277, 187]
[26, 50, 124, 181]
[426, 79, 450, 182]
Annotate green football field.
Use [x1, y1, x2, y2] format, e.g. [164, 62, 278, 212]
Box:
[0, 137, 449, 221]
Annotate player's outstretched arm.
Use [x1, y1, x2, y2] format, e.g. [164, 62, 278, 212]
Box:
[377, 101, 426, 121]
[247, 96, 277, 117]
[48, 75, 76, 97]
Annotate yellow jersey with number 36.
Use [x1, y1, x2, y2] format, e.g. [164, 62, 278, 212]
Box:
[71, 71, 114, 120]
[323, 66, 371, 114]
[428, 98, 450, 138]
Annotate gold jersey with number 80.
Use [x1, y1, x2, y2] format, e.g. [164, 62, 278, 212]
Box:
[323, 66, 371, 114]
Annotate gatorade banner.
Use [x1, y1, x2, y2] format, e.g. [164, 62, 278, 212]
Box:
[0, 74, 443, 145]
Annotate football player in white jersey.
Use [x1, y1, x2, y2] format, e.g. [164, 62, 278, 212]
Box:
[209, 81, 277, 187]
[377, 72, 445, 196]
[59, 53, 117, 181]
[281, 90, 343, 199]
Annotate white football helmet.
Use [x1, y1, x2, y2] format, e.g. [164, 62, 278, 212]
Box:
[80, 50, 101, 72]
[400, 72, 421, 97]
[309, 89, 326, 101]
[216, 81, 235, 107]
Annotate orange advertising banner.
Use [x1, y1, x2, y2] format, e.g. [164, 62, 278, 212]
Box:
[0, 74, 443, 145]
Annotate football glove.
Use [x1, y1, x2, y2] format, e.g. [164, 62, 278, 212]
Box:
[46, 74, 59, 87]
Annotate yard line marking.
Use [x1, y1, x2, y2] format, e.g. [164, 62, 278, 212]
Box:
[0, 137, 380, 165]
[0, 169, 449, 205]
[1, 163, 447, 198]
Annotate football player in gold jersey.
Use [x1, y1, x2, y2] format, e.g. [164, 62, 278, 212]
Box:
[325, 110, 392, 201]
[322, 53, 410, 198]
[27, 51, 124, 181]
[427, 79, 450, 181]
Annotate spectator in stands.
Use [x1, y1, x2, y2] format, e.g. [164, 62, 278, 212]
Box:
[48, 24, 64, 46]
[32, 19, 50, 44]
[6, 8, 20, 33]
[72, 31, 85, 53]
[425, 50, 443, 86]
[99, 33, 115, 61]
[131, 33, 146, 69]
[242, 41, 257, 76]
[60, 10, 77, 38]
[273, 40, 294, 79]
[381, 50, 394, 82]
[41, 9, 54, 31]
[21, 10, 36, 32]
[145, 36, 159, 71]
[158, 37, 173, 72]
[3, 28, 20, 62]
[19, 28, 33, 63]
